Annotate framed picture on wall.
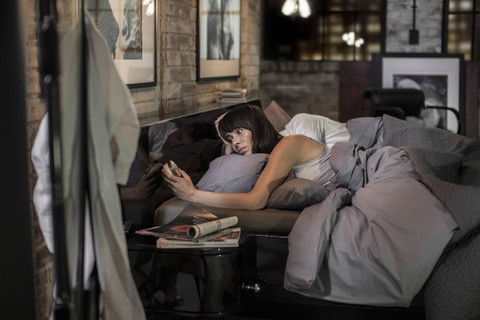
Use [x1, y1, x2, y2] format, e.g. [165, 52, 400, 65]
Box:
[197, 0, 241, 81]
[85, 0, 157, 88]
[372, 53, 465, 134]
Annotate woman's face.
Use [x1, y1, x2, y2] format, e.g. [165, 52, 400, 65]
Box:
[225, 128, 253, 155]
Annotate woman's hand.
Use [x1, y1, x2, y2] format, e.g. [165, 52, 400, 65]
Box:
[135, 173, 161, 198]
[162, 167, 197, 201]
[215, 113, 233, 154]
[120, 170, 161, 200]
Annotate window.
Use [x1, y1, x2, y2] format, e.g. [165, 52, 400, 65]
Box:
[263, 0, 384, 61]
[446, 0, 480, 61]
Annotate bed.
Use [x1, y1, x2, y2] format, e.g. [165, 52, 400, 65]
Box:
[151, 103, 480, 320]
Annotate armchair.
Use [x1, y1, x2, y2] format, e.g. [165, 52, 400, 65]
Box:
[364, 88, 461, 134]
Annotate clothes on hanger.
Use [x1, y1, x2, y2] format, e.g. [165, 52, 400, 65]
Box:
[32, 12, 145, 319]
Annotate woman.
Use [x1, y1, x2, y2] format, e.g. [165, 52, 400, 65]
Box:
[162, 104, 335, 210]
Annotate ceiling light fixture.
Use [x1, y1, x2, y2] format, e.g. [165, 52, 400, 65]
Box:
[409, 0, 419, 44]
[282, 0, 311, 18]
[342, 31, 364, 47]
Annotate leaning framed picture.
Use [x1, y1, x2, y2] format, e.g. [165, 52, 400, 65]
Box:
[197, 0, 241, 81]
[372, 53, 465, 134]
[85, 0, 157, 88]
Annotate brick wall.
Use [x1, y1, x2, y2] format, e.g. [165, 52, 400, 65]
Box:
[25, 0, 260, 319]
[137, 0, 261, 124]
[385, 0, 443, 53]
[260, 61, 340, 120]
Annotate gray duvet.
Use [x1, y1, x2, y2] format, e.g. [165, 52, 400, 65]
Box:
[284, 115, 480, 307]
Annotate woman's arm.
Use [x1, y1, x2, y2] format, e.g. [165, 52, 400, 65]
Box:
[162, 135, 326, 210]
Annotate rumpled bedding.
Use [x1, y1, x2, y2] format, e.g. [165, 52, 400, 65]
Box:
[350, 115, 480, 242]
[284, 114, 480, 307]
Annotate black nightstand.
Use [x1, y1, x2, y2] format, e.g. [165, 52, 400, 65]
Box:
[127, 229, 257, 317]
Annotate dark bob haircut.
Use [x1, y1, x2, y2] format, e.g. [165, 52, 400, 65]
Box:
[217, 104, 283, 154]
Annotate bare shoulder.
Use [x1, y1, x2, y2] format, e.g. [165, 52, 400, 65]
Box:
[273, 135, 325, 164]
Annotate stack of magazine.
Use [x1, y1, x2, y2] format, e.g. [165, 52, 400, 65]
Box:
[219, 88, 248, 105]
[135, 204, 240, 249]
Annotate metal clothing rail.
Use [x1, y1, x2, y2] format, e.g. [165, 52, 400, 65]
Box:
[38, 1, 70, 318]
[38, 0, 98, 318]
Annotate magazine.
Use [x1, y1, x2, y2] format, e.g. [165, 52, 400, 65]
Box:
[135, 203, 240, 246]
[187, 215, 238, 239]
[156, 227, 241, 249]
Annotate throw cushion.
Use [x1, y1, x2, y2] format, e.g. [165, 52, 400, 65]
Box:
[264, 100, 292, 132]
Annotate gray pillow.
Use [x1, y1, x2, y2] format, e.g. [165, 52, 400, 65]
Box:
[266, 177, 330, 210]
[197, 153, 269, 193]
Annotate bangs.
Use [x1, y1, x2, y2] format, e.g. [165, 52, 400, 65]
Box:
[218, 111, 254, 140]
[217, 104, 280, 154]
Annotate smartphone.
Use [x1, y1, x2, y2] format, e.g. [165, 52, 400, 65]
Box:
[145, 160, 163, 176]
[163, 160, 181, 177]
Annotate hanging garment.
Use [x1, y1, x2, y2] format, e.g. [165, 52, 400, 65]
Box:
[32, 116, 55, 253]
[32, 13, 145, 319]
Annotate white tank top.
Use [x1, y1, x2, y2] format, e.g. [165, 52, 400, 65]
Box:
[291, 146, 335, 186]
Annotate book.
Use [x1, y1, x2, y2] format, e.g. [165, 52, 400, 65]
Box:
[221, 91, 246, 98]
[156, 227, 241, 249]
[221, 88, 247, 96]
[219, 88, 248, 105]
[219, 97, 249, 105]
[135, 203, 240, 248]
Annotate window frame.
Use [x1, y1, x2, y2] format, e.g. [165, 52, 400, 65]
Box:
[442, 0, 480, 61]
[262, 0, 386, 61]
